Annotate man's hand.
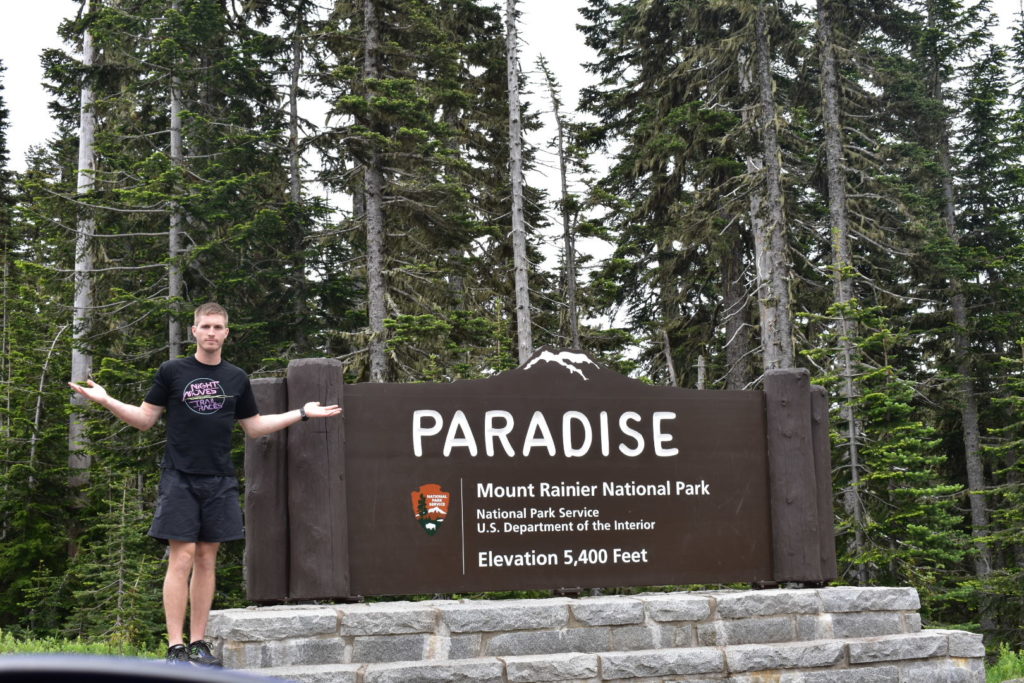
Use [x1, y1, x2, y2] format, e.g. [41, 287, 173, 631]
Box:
[239, 401, 343, 439]
[68, 379, 163, 431]
[68, 379, 109, 406]
[303, 401, 343, 419]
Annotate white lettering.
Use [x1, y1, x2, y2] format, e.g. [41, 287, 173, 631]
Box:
[443, 410, 478, 456]
[477, 482, 536, 498]
[523, 411, 556, 456]
[653, 411, 678, 456]
[411, 409, 680, 458]
[412, 409, 443, 457]
[484, 410, 515, 456]
[618, 412, 644, 456]
[599, 411, 610, 456]
[562, 411, 592, 457]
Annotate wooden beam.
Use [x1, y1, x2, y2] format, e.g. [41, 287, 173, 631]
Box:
[811, 384, 837, 582]
[286, 358, 349, 599]
[764, 368, 822, 582]
[244, 377, 288, 601]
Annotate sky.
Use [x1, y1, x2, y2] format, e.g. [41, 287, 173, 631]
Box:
[4, 1, 1024, 173]
[1, 0, 1021, 268]
[0, 0, 597, 175]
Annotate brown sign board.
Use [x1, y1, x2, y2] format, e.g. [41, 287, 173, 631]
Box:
[244, 349, 835, 601]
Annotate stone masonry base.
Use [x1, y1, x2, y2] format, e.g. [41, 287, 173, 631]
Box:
[208, 586, 984, 682]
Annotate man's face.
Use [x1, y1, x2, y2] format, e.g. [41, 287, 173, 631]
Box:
[192, 314, 229, 353]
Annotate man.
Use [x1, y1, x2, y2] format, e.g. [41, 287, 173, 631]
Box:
[68, 302, 342, 666]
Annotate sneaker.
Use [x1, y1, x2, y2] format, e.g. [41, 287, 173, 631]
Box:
[188, 639, 222, 667]
[166, 644, 190, 665]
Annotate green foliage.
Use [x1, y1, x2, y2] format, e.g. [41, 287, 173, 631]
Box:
[807, 302, 970, 624]
[3, 0, 1024, 655]
[988, 644, 1024, 683]
[0, 628, 161, 657]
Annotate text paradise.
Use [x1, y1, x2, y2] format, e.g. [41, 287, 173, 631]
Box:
[412, 409, 679, 458]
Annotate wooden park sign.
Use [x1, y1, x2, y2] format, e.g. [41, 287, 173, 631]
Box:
[243, 349, 836, 601]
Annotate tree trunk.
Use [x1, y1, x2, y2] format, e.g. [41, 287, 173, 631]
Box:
[817, 0, 866, 583]
[505, 0, 533, 363]
[288, 18, 308, 350]
[940, 139, 990, 577]
[168, 1, 184, 359]
[925, 4, 991, 583]
[69, 7, 96, 490]
[661, 328, 678, 387]
[721, 227, 752, 390]
[538, 58, 579, 350]
[364, 0, 388, 382]
[742, 0, 794, 373]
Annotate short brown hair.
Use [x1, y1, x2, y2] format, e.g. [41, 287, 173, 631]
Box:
[193, 302, 229, 325]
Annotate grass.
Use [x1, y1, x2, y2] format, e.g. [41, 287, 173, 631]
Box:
[989, 645, 1024, 683]
[0, 629, 162, 658]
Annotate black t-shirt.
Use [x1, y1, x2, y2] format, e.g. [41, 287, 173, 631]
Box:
[144, 356, 259, 475]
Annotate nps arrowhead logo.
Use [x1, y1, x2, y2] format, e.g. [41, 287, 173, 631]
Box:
[411, 484, 451, 536]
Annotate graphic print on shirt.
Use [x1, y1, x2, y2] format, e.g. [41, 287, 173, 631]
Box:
[182, 377, 228, 415]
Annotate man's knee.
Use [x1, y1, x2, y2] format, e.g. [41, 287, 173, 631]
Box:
[193, 542, 220, 572]
[166, 542, 197, 576]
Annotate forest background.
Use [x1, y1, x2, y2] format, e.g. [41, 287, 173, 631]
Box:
[2, 0, 1024, 653]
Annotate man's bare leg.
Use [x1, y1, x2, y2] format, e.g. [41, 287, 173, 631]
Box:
[164, 540, 196, 646]
[188, 541, 220, 642]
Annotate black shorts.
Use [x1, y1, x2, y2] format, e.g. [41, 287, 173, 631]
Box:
[148, 468, 244, 544]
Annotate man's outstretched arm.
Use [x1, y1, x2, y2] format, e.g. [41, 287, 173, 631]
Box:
[238, 402, 342, 440]
[68, 379, 164, 431]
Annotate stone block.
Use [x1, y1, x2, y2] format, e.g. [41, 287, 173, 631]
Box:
[848, 632, 948, 664]
[818, 587, 920, 613]
[903, 612, 922, 633]
[833, 612, 904, 639]
[571, 597, 645, 626]
[800, 666, 901, 682]
[449, 634, 482, 659]
[637, 594, 713, 622]
[600, 647, 725, 679]
[260, 663, 362, 682]
[441, 599, 569, 633]
[932, 630, 985, 658]
[725, 640, 845, 672]
[898, 660, 984, 682]
[503, 652, 600, 682]
[731, 665, 900, 682]
[484, 627, 611, 656]
[609, 624, 658, 651]
[362, 657, 505, 683]
[658, 623, 695, 648]
[713, 589, 821, 618]
[209, 607, 337, 641]
[698, 616, 795, 646]
[263, 636, 346, 668]
[219, 641, 262, 670]
[796, 614, 833, 641]
[351, 634, 429, 663]
[338, 602, 437, 635]
[220, 636, 345, 669]
[207, 589, 984, 683]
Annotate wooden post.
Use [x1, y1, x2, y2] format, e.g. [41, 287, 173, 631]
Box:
[811, 384, 837, 581]
[286, 358, 349, 599]
[764, 368, 822, 582]
[243, 377, 289, 601]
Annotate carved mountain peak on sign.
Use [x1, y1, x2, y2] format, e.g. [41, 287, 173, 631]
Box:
[522, 349, 600, 380]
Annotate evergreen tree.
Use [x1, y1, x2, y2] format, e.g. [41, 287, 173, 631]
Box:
[6, 0, 325, 641]
[313, 0, 548, 382]
[807, 308, 969, 623]
[505, 0, 533, 363]
[956, 31, 1024, 640]
[577, 0, 806, 386]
